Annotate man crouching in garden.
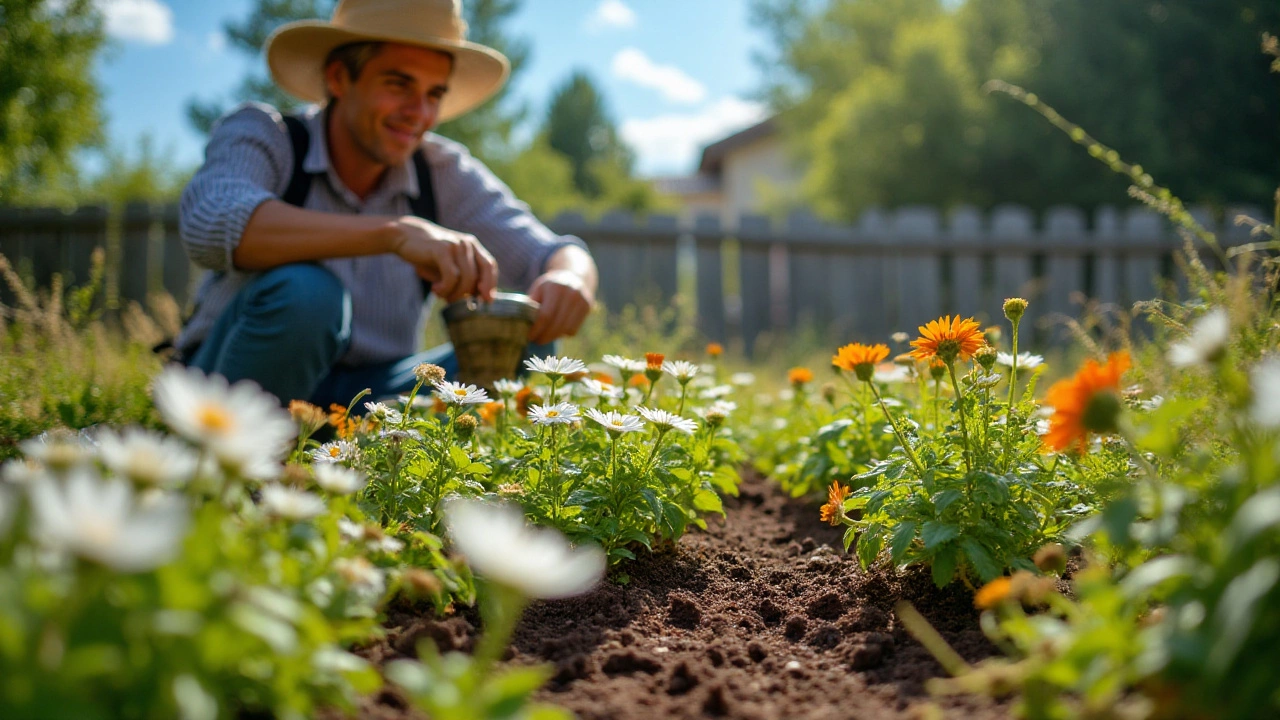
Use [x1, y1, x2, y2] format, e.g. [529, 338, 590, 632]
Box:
[174, 0, 597, 407]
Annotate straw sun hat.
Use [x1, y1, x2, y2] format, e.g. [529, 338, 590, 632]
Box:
[265, 0, 510, 122]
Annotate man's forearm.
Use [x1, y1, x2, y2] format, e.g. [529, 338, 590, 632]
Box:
[231, 200, 400, 270]
[543, 244, 598, 295]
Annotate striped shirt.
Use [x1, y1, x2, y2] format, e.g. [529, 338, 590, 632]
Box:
[175, 102, 586, 365]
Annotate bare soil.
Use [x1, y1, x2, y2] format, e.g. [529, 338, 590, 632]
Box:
[345, 474, 1009, 719]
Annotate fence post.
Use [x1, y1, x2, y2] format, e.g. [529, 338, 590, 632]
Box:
[644, 213, 680, 303]
[1093, 206, 1121, 308]
[1042, 206, 1088, 338]
[737, 214, 771, 358]
[852, 208, 889, 339]
[119, 202, 153, 308]
[947, 205, 985, 321]
[784, 209, 831, 335]
[692, 213, 726, 344]
[1121, 208, 1165, 307]
[159, 203, 193, 308]
[991, 205, 1036, 328]
[893, 206, 943, 334]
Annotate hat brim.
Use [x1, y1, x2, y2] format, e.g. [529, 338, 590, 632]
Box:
[265, 21, 510, 123]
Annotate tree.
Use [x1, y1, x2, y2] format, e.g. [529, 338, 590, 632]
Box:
[543, 70, 632, 198]
[752, 0, 1280, 216]
[186, 0, 529, 164]
[0, 0, 105, 205]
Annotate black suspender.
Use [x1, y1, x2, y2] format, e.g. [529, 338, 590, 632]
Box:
[280, 113, 437, 296]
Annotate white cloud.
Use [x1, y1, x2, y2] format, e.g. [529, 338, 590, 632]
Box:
[585, 0, 637, 32]
[99, 0, 174, 45]
[620, 96, 769, 176]
[206, 31, 227, 53]
[611, 47, 706, 104]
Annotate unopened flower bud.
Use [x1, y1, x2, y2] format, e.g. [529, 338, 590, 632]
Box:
[705, 409, 727, 428]
[975, 345, 997, 370]
[282, 464, 310, 488]
[454, 414, 478, 438]
[1033, 543, 1068, 574]
[403, 568, 442, 598]
[288, 400, 327, 430]
[929, 361, 947, 380]
[413, 363, 447, 385]
[821, 382, 838, 405]
[1003, 297, 1028, 323]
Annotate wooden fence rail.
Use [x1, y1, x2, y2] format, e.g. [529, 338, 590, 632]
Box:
[0, 202, 1267, 356]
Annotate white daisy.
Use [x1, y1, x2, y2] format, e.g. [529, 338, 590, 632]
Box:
[96, 427, 198, 488]
[337, 516, 363, 542]
[1138, 395, 1165, 411]
[891, 331, 910, 344]
[576, 378, 623, 400]
[699, 384, 735, 400]
[584, 408, 645, 434]
[493, 379, 525, 398]
[662, 360, 700, 383]
[260, 485, 327, 521]
[444, 498, 604, 599]
[152, 366, 294, 480]
[398, 394, 434, 409]
[2, 458, 48, 486]
[523, 356, 588, 379]
[637, 407, 699, 435]
[310, 440, 358, 465]
[432, 381, 491, 406]
[709, 400, 738, 416]
[363, 402, 404, 424]
[28, 468, 189, 572]
[1250, 357, 1280, 428]
[19, 432, 94, 473]
[333, 556, 386, 596]
[603, 355, 647, 375]
[313, 464, 367, 495]
[996, 352, 1045, 369]
[1169, 308, 1230, 368]
[874, 365, 910, 383]
[379, 428, 422, 442]
[730, 372, 757, 387]
[528, 402, 581, 426]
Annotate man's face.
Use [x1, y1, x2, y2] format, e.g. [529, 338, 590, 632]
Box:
[326, 44, 452, 167]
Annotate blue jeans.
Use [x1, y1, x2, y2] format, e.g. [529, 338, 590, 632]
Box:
[186, 264, 551, 409]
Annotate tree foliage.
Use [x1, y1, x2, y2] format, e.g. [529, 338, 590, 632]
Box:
[753, 0, 1280, 218]
[543, 70, 633, 198]
[0, 0, 105, 205]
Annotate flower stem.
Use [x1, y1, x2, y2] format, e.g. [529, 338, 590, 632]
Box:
[676, 382, 689, 415]
[867, 381, 926, 476]
[1003, 317, 1021, 472]
[947, 362, 973, 472]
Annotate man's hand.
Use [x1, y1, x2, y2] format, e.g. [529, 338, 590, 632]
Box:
[528, 268, 594, 344]
[388, 216, 497, 302]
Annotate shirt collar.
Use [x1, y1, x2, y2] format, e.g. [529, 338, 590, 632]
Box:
[301, 105, 421, 201]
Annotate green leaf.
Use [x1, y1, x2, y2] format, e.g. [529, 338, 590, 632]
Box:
[921, 521, 960, 549]
[1207, 559, 1280, 676]
[959, 537, 1002, 582]
[693, 489, 723, 514]
[931, 544, 959, 587]
[449, 445, 471, 469]
[639, 488, 663, 520]
[932, 489, 963, 515]
[857, 525, 884, 568]
[609, 547, 636, 560]
[1120, 556, 1197, 598]
[1225, 487, 1280, 554]
[669, 467, 692, 481]
[889, 521, 918, 564]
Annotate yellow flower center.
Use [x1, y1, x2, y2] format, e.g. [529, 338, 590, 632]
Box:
[547, 410, 560, 417]
[454, 388, 468, 396]
[197, 404, 234, 434]
[611, 420, 623, 426]
[328, 446, 341, 457]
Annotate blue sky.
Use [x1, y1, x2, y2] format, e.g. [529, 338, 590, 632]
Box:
[92, 0, 771, 177]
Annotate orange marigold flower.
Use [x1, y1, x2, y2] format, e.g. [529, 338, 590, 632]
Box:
[515, 387, 541, 417]
[432, 397, 448, 414]
[819, 482, 850, 525]
[592, 372, 615, 386]
[974, 577, 1014, 609]
[706, 342, 724, 357]
[788, 367, 814, 386]
[909, 315, 986, 364]
[832, 343, 890, 381]
[627, 374, 650, 388]
[1043, 351, 1131, 454]
[645, 352, 665, 370]
[478, 401, 504, 426]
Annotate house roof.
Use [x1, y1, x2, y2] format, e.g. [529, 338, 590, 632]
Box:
[697, 116, 778, 176]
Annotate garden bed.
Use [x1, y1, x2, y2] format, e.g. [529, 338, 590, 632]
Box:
[347, 473, 1008, 719]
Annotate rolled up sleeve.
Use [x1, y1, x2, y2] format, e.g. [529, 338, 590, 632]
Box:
[179, 103, 291, 272]
[427, 135, 589, 291]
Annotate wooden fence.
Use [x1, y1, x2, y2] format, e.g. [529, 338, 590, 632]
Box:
[0, 202, 1268, 355]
